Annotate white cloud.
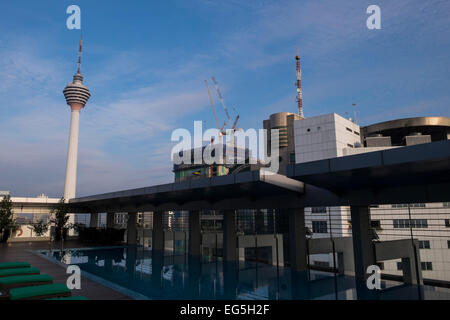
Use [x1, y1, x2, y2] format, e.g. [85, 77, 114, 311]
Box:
[1, 0, 449, 197]
[0, 36, 212, 196]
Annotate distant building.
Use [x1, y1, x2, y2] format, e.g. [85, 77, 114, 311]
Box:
[293, 114, 450, 281]
[294, 113, 361, 163]
[173, 144, 255, 182]
[7, 194, 60, 241]
[263, 112, 302, 175]
[170, 143, 277, 260]
[361, 116, 450, 146]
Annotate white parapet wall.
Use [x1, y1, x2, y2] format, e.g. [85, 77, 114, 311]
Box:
[9, 195, 60, 242]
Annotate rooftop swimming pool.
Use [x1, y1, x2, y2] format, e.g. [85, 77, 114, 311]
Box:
[39, 246, 450, 300]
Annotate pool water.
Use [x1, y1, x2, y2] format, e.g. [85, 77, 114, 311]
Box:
[40, 246, 450, 300]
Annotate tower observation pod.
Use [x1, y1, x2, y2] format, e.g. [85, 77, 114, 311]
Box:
[63, 36, 90, 201]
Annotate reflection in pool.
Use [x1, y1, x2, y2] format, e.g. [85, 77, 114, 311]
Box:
[40, 246, 450, 300]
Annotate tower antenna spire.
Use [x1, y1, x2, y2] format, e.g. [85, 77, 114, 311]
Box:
[77, 33, 83, 74]
[295, 46, 304, 118]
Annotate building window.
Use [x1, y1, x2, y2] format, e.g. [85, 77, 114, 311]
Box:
[307, 128, 311, 132]
[313, 261, 330, 268]
[289, 152, 295, 163]
[392, 203, 425, 208]
[447, 240, 450, 249]
[312, 221, 328, 234]
[311, 207, 327, 214]
[346, 127, 353, 132]
[397, 262, 403, 270]
[418, 240, 430, 249]
[354, 131, 360, 136]
[445, 219, 450, 228]
[421, 262, 433, 271]
[443, 202, 450, 208]
[393, 219, 428, 229]
[347, 143, 354, 148]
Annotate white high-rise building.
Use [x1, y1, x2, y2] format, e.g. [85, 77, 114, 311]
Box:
[294, 113, 361, 163]
[294, 114, 450, 282]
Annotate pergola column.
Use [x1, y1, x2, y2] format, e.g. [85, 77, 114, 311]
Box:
[90, 212, 99, 228]
[126, 212, 137, 245]
[152, 211, 164, 251]
[188, 210, 201, 256]
[288, 208, 308, 271]
[350, 206, 376, 281]
[106, 212, 115, 228]
[223, 210, 237, 261]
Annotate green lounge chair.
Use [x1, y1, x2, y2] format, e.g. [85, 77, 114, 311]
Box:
[0, 262, 31, 269]
[0, 274, 53, 300]
[0, 267, 40, 278]
[9, 283, 71, 300]
[0, 274, 53, 290]
[47, 296, 88, 300]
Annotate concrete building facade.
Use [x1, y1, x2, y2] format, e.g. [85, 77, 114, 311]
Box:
[293, 114, 450, 282]
[263, 112, 302, 174]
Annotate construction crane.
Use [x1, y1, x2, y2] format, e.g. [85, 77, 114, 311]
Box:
[205, 80, 221, 131]
[211, 77, 231, 126]
[210, 77, 240, 130]
[204, 80, 226, 143]
[232, 114, 240, 130]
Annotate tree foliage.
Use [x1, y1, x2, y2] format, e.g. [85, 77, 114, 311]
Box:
[28, 220, 49, 237]
[50, 198, 70, 229]
[0, 195, 17, 234]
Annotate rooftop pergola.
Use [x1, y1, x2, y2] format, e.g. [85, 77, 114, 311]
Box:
[69, 140, 450, 213]
[68, 140, 450, 285]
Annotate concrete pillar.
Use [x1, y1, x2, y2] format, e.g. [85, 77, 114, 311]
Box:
[188, 210, 201, 256]
[152, 211, 164, 251]
[90, 212, 99, 228]
[401, 242, 423, 285]
[223, 210, 237, 261]
[126, 212, 137, 245]
[401, 257, 421, 285]
[238, 247, 245, 261]
[288, 208, 308, 271]
[272, 234, 284, 267]
[64, 109, 81, 201]
[255, 209, 265, 233]
[350, 206, 376, 281]
[106, 212, 115, 228]
[151, 212, 165, 291]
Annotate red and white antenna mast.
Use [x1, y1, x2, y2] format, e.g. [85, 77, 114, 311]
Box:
[295, 48, 304, 118]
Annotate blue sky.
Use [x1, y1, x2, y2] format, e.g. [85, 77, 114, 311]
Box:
[0, 0, 449, 197]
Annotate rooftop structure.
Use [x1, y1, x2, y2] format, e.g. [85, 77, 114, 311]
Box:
[263, 112, 302, 174]
[361, 116, 450, 147]
[173, 144, 256, 182]
[291, 113, 450, 282]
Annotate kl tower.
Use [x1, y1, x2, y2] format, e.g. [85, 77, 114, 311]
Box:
[63, 36, 90, 201]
